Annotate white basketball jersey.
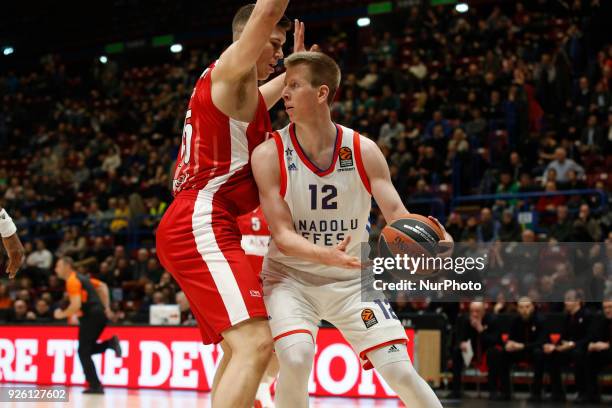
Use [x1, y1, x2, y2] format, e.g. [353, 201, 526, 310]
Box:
[265, 122, 372, 280]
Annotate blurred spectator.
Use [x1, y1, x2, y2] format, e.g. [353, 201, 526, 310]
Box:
[8, 299, 31, 322]
[583, 299, 612, 404]
[33, 299, 53, 322]
[0, 282, 12, 310]
[541, 290, 591, 402]
[548, 205, 573, 242]
[450, 302, 500, 399]
[378, 111, 404, 147]
[490, 297, 545, 401]
[476, 208, 500, 243]
[175, 291, 196, 325]
[498, 210, 521, 242]
[573, 203, 602, 242]
[542, 148, 585, 184]
[26, 238, 53, 276]
[580, 114, 605, 154]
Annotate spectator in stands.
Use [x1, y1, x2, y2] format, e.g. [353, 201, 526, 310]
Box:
[542, 147, 585, 184]
[146, 257, 163, 284]
[378, 111, 404, 147]
[582, 299, 612, 404]
[548, 205, 573, 242]
[498, 210, 521, 242]
[450, 301, 500, 399]
[110, 197, 130, 235]
[0, 282, 12, 313]
[445, 212, 464, 242]
[494, 297, 545, 401]
[33, 298, 53, 322]
[8, 299, 30, 322]
[573, 203, 602, 242]
[580, 114, 605, 154]
[476, 208, 500, 243]
[25, 238, 53, 284]
[56, 227, 87, 260]
[559, 169, 587, 191]
[175, 291, 196, 325]
[425, 110, 451, 139]
[541, 289, 591, 402]
[536, 181, 565, 218]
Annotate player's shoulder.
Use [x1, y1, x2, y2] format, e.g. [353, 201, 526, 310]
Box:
[353, 133, 378, 153]
[252, 136, 278, 163]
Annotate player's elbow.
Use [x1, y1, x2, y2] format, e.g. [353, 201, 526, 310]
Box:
[271, 231, 292, 256]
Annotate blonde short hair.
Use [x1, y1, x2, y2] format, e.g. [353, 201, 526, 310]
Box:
[284, 51, 341, 105]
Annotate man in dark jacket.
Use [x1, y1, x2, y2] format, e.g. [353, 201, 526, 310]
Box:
[494, 297, 546, 400]
[541, 289, 591, 402]
[450, 301, 500, 399]
[580, 299, 612, 404]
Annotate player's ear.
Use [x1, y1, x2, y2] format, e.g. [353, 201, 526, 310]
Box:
[318, 85, 329, 105]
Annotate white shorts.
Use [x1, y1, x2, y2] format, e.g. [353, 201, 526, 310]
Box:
[262, 260, 408, 369]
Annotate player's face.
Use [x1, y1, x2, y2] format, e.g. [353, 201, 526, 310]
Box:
[54, 260, 66, 279]
[282, 65, 321, 122]
[256, 28, 286, 80]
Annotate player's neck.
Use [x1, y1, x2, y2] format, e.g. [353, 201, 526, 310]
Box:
[293, 114, 336, 154]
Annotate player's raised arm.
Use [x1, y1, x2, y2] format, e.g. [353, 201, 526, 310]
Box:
[252, 139, 360, 269]
[215, 0, 290, 82]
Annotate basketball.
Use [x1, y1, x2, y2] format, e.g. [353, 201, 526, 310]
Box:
[378, 214, 446, 275]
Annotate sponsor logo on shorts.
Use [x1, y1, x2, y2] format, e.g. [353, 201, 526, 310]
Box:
[388, 345, 400, 353]
[249, 290, 262, 297]
[361, 308, 378, 329]
[339, 147, 354, 168]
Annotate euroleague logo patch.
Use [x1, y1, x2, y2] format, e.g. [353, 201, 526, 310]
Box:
[339, 147, 354, 168]
[361, 308, 378, 329]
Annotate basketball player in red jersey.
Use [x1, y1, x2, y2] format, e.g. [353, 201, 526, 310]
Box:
[237, 208, 279, 408]
[155, 2, 327, 407]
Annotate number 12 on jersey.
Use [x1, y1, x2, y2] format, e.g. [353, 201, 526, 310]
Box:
[308, 184, 338, 210]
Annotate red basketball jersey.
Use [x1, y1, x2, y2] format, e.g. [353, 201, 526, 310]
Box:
[237, 207, 270, 273]
[172, 60, 272, 215]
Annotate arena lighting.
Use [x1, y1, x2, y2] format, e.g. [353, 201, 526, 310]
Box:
[3, 46, 14, 56]
[170, 43, 183, 53]
[455, 3, 469, 13]
[99, 55, 108, 64]
[357, 17, 371, 27]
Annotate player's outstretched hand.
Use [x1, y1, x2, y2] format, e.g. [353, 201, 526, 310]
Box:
[428, 216, 454, 258]
[2, 233, 25, 279]
[293, 19, 319, 54]
[321, 235, 361, 269]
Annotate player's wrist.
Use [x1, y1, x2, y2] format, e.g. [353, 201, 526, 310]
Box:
[0, 209, 17, 238]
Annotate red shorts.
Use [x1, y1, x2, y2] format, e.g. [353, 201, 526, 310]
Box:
[156, 195, 267, 344]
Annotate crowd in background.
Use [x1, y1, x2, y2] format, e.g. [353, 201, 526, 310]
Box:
[0, 0, 611, 397]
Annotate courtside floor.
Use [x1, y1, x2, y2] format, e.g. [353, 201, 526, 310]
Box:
[0, 385, 608, 408]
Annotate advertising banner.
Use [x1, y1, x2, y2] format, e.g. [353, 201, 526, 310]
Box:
[0, 325, 414, 398]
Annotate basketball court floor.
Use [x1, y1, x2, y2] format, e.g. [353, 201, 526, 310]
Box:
[1, 385, 608, 408]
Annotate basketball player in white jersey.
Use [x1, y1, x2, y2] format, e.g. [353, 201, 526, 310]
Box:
[251, 51, 449, 407]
